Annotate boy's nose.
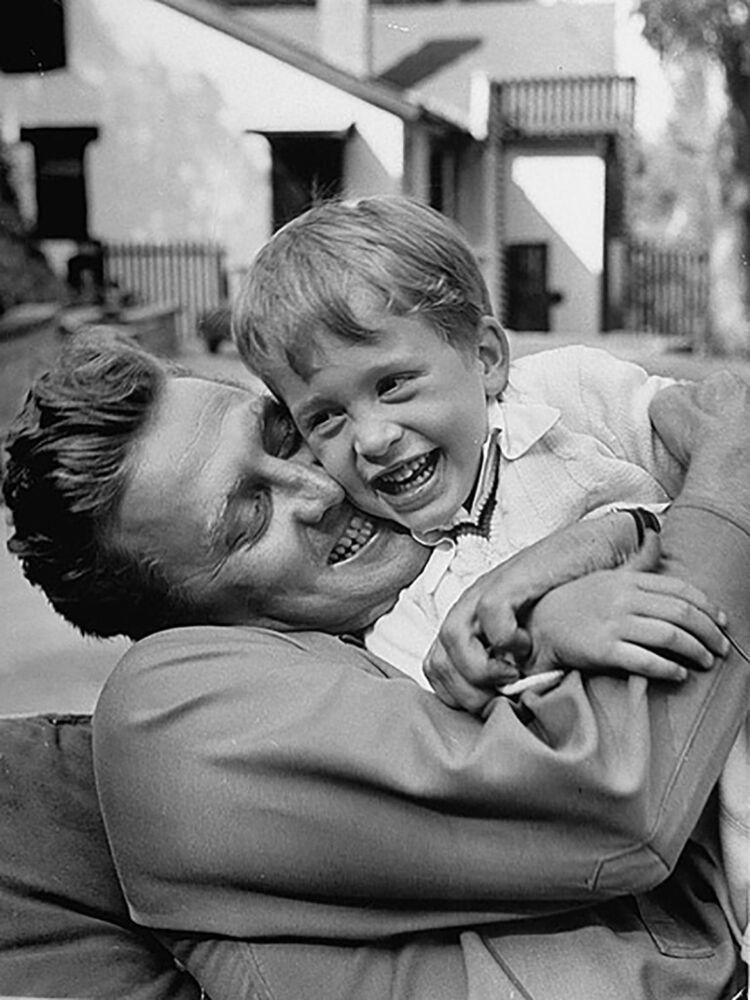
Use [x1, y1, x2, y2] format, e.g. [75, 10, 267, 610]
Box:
[352, 413, 401, 461]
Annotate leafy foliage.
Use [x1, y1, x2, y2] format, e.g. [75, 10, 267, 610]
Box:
[639, 0, 750, 122]
[640, 0, 750, 57]
[637, 0, 750, 347]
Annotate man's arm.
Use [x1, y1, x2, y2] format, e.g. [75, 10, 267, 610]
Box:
[94, 495, 750, 944]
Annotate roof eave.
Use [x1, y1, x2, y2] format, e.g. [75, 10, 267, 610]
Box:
[155, 0, 430, 122]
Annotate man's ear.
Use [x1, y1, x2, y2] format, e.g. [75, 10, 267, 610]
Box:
[476, 316, 510, 398]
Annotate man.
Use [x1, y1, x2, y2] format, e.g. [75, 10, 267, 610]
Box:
[4, 332, 749, 999]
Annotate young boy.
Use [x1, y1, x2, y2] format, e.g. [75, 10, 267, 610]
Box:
[234, 196, 747, 958]
[235, 196, 686, 675]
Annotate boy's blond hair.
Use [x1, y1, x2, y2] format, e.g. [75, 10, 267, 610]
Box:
[233, 196, 493, 387]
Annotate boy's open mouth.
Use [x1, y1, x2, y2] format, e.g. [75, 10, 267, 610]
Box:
[328, 513, 376, 564]
[372, 451, 439, 496]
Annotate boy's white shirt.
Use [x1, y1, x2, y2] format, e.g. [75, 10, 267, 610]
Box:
[366, 345, 679, 682]
[363, 344, 748, 953]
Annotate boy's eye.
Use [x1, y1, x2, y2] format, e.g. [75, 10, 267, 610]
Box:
[377, 373, 414, 396]
[305, 408, 343, 434]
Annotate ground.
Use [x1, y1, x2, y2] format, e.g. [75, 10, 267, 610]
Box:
[3, 331, 750, 716]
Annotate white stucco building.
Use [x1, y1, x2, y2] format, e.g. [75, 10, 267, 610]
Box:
[244, 0, 635, 335]
[1, 0, 469, 272]
[1, 0, 637, 335]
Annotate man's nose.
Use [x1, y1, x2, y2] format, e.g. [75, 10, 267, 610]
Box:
[352, 411, 402, 461]
[281, 459, 344, 522]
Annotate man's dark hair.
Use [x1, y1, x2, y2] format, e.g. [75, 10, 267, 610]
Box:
[2, 330, 199, 640]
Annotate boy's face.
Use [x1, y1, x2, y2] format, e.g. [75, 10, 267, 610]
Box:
[269, 312, 509, 534]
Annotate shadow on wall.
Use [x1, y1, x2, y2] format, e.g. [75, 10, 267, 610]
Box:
[506, 176, 601, 335]
[57, 1, 270, 254]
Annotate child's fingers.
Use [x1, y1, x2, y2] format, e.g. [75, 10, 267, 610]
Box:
[472, 597, 529, 652]
[620, 616, 726, 670]
[627, 591, 730, 659]
[424, 636, 498, 715]
[489, 628, 532, 666]
[629, 572, 727, 626]
[603, 642, 691, 683]
[436, 598, 523, 686]
[436, 598, 484, 663]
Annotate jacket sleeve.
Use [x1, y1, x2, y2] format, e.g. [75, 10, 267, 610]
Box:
[93, 504, 750, 943]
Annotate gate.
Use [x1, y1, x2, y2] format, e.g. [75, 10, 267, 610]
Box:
[624, 240, 708, 339]
[103, 241, 227, 341]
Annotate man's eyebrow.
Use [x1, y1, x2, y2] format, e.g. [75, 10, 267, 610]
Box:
[206, 475, 243, 553]
[206, 398, 261, 549]
[210, 476, 254, 552]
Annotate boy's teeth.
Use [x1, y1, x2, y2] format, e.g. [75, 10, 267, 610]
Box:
[328, 515, 376, 564]
[375, 454, 436, 495]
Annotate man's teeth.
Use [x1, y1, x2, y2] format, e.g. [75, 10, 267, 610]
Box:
[374, 454, 436, 495]
[328, 514, 376, 564]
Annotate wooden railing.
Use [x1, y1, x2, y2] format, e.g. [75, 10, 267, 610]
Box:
[624, 239, 709, 339]
[496, 76, 636, 136]
[103, 241, 227, 341]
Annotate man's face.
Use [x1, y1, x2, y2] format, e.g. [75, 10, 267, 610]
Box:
[115, 377, 428, 634]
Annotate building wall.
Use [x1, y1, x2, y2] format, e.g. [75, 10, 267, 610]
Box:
[504, 148, 603, 335]
[243, 1, 618, 122]
[0, 0, 405, 271]
[244, 0, 619, 328]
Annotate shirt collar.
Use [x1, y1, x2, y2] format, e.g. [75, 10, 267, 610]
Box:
[489, 397, 560, 460]
[411, 396, 560, 545]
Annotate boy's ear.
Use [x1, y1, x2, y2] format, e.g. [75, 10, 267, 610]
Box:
[476, 316, 510, 398]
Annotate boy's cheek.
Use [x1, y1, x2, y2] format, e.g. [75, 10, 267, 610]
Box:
[311, 443, 361, 491]
[337, 464, 379, 509]
[340, 466, 372, 499]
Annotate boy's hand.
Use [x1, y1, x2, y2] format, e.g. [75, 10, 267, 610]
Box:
[522, 532, 729, 682]
[423, 510, 645, 714]
[423, 572, 531, 715]
[425, 532, 728, 715]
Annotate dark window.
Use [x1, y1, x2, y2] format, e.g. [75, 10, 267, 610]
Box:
[505, 242, 551, 332]
[264, 133, 345, 231]
[429, 147, 444, 213]
[0, 0, 66, 73]
[21, 127, 98, 240]
[429, 139, 461, 216]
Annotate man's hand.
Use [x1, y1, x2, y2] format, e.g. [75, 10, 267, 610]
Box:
[651, 371, 750, 529]
[650, 370, 750, 467]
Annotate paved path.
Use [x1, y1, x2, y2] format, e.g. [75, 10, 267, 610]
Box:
[0, 549, 129, 715]
[3, 334, 749, 716]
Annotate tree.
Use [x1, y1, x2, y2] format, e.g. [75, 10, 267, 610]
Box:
[631, 52, 718, 249]
[638, 0, 750, 352]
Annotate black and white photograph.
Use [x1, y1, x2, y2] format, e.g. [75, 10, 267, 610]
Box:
[1, 0, 749, 996]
